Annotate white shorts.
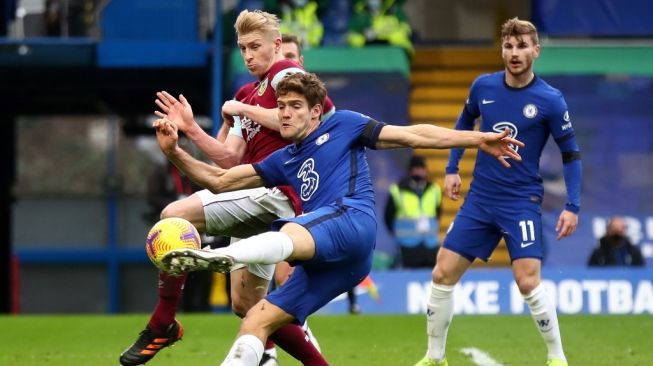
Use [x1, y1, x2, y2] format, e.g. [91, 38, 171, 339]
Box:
[196, 187, 295, 280]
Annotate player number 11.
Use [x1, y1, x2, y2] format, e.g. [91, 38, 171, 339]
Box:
[519, 220, 536, 242]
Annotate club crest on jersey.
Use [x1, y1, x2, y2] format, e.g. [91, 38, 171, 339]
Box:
[257, 79, 268, 96]
[523, 103, 538, 119]
[316, 133, 329, 145]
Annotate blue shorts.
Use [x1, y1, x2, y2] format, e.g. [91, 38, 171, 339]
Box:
[443, 193, 543, 262]
[266, 203, 375, 324]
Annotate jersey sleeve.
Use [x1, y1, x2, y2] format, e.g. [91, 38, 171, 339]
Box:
[548, 91, 582, 213]
[463, 76, 482, 118]
[252, 148, 287, 188]
[446, 77, 482, 174]
[334, 110, 385, 149]
[359, 118, 386, 149]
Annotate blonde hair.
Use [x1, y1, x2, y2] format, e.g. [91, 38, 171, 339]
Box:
[501, 17, 539, 45]
[234, 9, 281, 40]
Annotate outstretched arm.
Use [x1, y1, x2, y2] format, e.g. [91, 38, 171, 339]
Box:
[376, 124, 524, 168]
[154, 119, 263, 193]
[155, 91, 244, 168]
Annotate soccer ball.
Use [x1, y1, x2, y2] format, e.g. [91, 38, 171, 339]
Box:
[146, 217, 201, 271]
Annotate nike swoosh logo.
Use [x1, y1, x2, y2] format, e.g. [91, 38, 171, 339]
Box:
[284, 157, 297, 165]
[520, 242, 535, 248]
[482, 99, 495, 104]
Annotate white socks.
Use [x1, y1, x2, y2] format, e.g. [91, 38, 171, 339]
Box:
[221, 334, 264, 365]
[425, 282, 455, 361]
[217, 232, 294, 264]
[523, 284, 566, 361]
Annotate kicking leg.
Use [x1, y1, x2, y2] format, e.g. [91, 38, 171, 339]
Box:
[120, 194, 206, 365]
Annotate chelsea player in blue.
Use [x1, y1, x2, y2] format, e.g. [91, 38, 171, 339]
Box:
[153, 72, 523, 366]
[415, 18, 581, 366]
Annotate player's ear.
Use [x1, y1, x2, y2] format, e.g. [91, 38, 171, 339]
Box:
[311, 103, 322, 119]
[274, 37, 282, 52]
[533, 43, 541, 59]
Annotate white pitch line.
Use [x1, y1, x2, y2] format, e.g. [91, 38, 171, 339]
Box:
[459, 347, 505, 366]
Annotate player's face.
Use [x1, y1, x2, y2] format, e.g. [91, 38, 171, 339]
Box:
[238, 31, 281, 78]
[501, 34, 540, 77]
[277, 92, 322, 142]
[281, 42, 303, 66]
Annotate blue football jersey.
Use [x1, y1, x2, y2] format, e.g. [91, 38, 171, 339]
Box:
[253, 110, 383, 219]
[448, 71, 578, 205]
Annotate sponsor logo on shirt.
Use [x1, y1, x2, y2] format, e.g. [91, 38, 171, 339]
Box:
[242, 116, 261, 142]
[297, 158, 320, 201]
[492, 121, 519, 154]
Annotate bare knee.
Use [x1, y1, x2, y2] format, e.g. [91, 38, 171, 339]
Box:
[430, 249, 470, 285]
[240, 300, 294, 340]
[159, 195, 206, 232]
[512, 258, 541, 295]
[515, 275, 539, 295]
[161, 201, 186, 221]
[431, 265, 458, 285]
[231, 287, 267, 318]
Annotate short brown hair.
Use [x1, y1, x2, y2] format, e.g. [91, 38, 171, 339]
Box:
[282, 34, 303, 55]
[276, 73, 326, 110]
[501, 17, 539, 45]
[234, 9, 281, 39]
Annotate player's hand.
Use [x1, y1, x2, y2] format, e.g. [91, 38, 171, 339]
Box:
[221, 111, 235, 127]
[556, 209, 578, 240]
[222, 100, 246, 117]
[444, 174, 462, 200]
[479, 129, 524, 168]
[153, 118, 179, 155]
[155, 91, 196, 133]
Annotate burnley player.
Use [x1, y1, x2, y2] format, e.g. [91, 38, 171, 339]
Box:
[153, 72, 523, 365]
[119, 10, 333, 366]
[414, 18, 581, 366]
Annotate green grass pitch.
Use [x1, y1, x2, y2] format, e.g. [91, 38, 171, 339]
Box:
[1, 314, 651, 365]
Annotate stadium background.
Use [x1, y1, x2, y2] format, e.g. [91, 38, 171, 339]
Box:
[0, 0, 651, 320]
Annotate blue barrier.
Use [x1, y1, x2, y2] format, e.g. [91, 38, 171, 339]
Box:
[318, 268, 653, 315]
[533, 0, 653, 37]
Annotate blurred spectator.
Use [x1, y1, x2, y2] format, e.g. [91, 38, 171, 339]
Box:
[45, 0, 93, 36]
[384, 155, 442, 268]
[588, 216, 644, 267]
[346, 0, 413, 56]
[266, 0, 325, 48]
[281, 33, 305, 65]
